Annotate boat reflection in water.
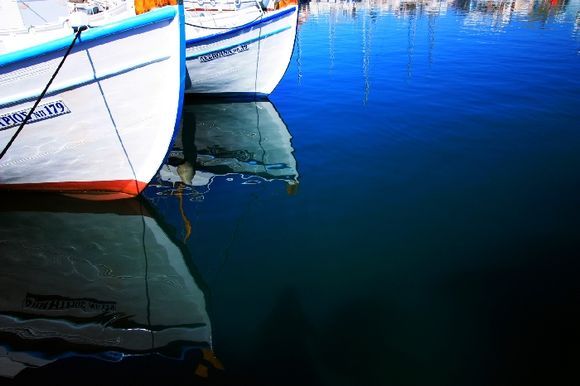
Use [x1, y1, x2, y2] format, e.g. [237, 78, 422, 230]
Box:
[150, 98, 299, 198]
[0, 193, 221, 383]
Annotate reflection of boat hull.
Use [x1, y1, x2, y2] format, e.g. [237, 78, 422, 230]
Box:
[193, 101, 298, 180]
[0, 6, 184, 199]
[156, 99, 298, 189]
[0, 193, 209, 378]
[184, 5, 298, 96]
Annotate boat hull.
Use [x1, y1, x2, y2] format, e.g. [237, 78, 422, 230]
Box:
[184, 5, 298, 96]
[0, 6, 184, 200]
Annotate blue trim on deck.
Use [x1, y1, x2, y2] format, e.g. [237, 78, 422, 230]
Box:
[0, 7, 177, 69]
[0, 56, 169, 109]
[185, 26, 291, 61]
[185, 5, 296, 48]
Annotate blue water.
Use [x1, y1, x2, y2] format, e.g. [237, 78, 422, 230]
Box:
[1, 1, 580, 385]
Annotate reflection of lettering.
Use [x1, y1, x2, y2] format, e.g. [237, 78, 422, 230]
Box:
[199, 44, 249, 63]
[0, 100, 70, 131]
[24, 294, 116, 313]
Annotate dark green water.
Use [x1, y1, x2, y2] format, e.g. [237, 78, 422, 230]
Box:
[1, 0, 580, 385]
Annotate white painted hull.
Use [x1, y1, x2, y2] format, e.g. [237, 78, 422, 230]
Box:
[0, 6, 184, 199]
[0, 194, 210, 377]
[184, 5, 298, 95]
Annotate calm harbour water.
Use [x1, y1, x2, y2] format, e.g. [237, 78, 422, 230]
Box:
[1, 1, 580, 385]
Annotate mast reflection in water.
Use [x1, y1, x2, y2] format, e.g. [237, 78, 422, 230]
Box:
[0, 194, 222, 384]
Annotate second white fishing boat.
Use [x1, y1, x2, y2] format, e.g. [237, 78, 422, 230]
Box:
[184, 0, 298, 96]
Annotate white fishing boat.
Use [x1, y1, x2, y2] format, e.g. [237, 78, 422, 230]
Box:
[0, 1, 185, 200]
[0, 193, 213, 379]
[184, 0, 298, 96]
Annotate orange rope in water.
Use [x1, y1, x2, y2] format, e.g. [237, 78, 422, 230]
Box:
[176, 184, 192, 242]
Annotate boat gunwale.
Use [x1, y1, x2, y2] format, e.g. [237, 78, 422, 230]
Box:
[184, 5, 296, 48]
[185, 25, 291, 60]
[0, 6, 178, 69]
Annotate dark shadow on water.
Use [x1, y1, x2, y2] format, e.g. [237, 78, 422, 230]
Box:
[316, 298, 422, 386]
[440, 241, 580, 386]
[3, 351, 227, 386]
[250, 289, 321, 386]
[217, 289, 425, 386]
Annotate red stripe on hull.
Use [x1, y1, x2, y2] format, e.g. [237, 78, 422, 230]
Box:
[0, 180, 148, 201]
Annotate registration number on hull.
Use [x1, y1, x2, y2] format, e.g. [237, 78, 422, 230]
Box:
[0, 100, 71, 131]
[199, 44, 249, 63]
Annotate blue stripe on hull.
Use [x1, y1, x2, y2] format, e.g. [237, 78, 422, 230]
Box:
[185, 5, 296, 47]
[0, 7, 177, 69]
[185, 26, 291, 61]
[162, 2, 187, 165]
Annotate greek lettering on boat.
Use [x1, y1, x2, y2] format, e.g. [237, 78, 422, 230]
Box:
[199, 44, 249, 63]
[0, 100, 71, 131]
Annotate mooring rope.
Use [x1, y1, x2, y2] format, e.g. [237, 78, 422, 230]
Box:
[0, 25, 87, 161]
[253, 15, 263, 95]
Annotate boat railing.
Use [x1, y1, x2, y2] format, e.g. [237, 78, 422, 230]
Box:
[78, 2, 132, 25]
[184, 0, 265, 29]
[184, 0, 263, 13]
[0, 21, 73, 55]
[0, 21, 70, 36]
[0, 0, 132, 55]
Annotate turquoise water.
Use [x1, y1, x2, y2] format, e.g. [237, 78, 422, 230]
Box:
[1, 0, 580, 384]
